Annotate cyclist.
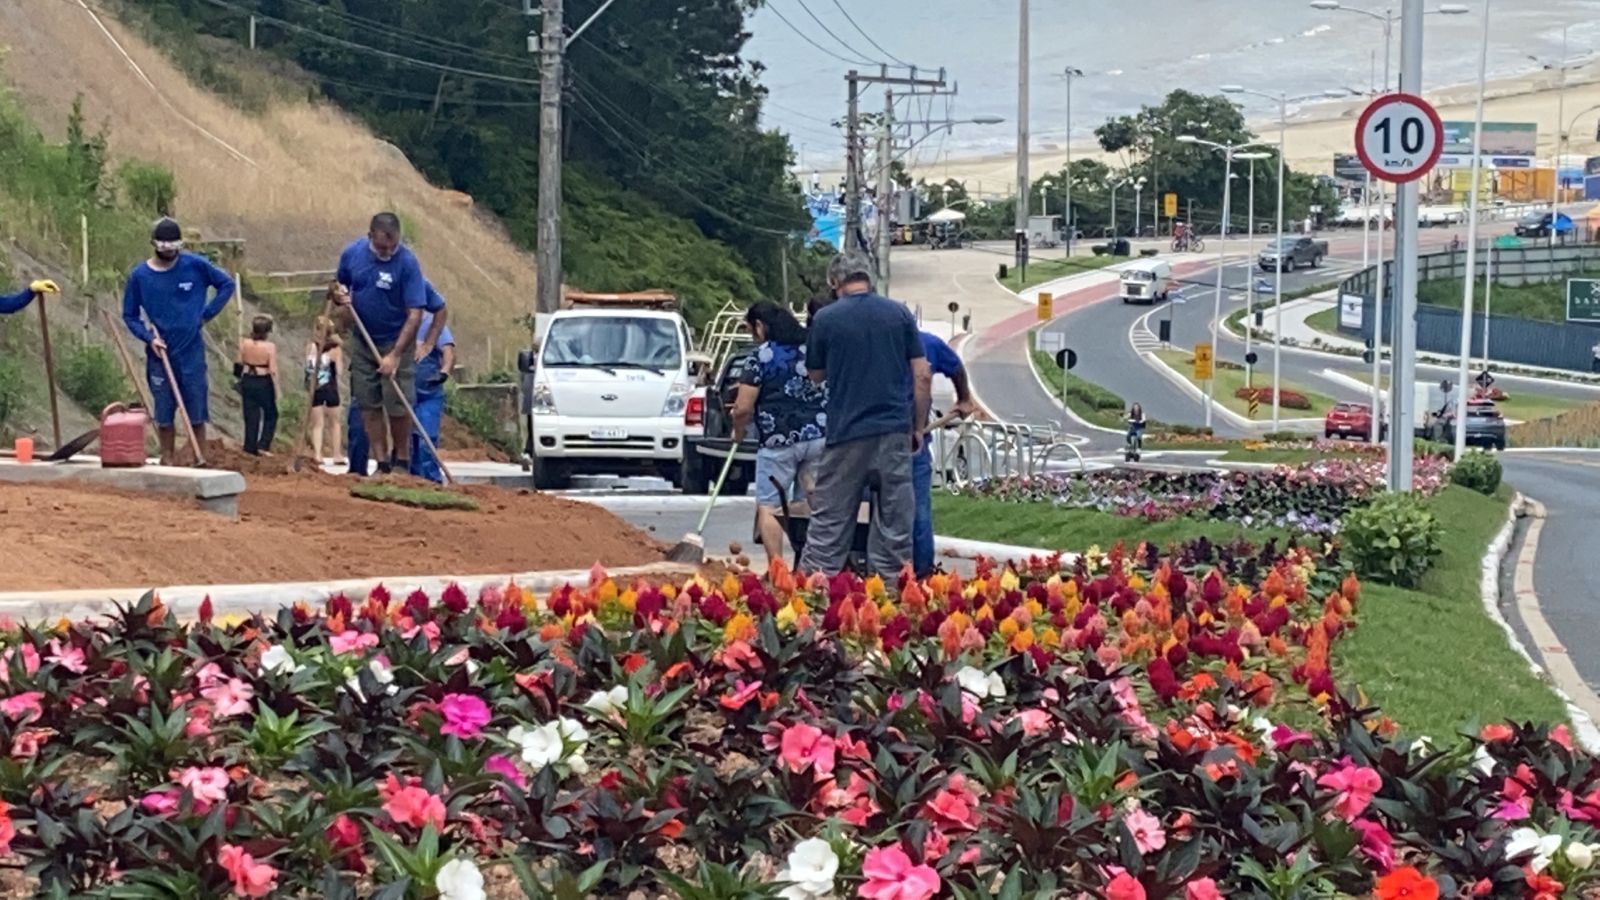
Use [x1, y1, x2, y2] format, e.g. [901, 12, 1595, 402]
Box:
[1173, 221, 1188, 250]
[1125, 403, 1147, 452]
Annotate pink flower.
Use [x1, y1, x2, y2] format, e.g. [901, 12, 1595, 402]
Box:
[9, 729, 46, 759]
[44, 640, 86, 674]
[0, 644, 40, 683]
[193, 662, 225, 691]
[139, 788, 180, 817]
[1124, 805, 1167, 855]
[485, 754, 529, 789]
[1184, 877, 1222, 900]
[1106, 872, 1147, 900]
[183, 702, 214, 740]
[1010, 708, 1053, 737]
[201, 678, 255, 718]
[176, 766, 231, 805]
[0, 691, 44, 724]
[381, 777, 447, 831]
[719, 679, 764, 711]
[1317, 762, 1382, 821]
[1270, 724, 1314, 751]
[778, 722, 836, 777]
[1551, 724, 1575, 751]
[859, 845, 941, 900]
[438, 693, 491, 739]
[218, 843, 279, 898]
[1353, 818, 1395, 873]
[329, 630, 379, 655]
[924, 776, 982, 831]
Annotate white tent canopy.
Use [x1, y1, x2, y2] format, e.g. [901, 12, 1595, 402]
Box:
[925, 208, 966, 224]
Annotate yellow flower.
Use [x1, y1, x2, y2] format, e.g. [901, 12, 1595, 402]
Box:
[1039, 627, 1061, 648]
[999, 569, 1020, 593]
[1269, 595, 1287, 609]
[1128, 573, 1147, 591]
[864, 574, 887, 599]
[213, 613, 247, 629]
[597, 580, 619, 604]
[720, 573, 741, 600]
[776, 604, 798, 631]
[878, 600, 896, 621]
[1023, 598, 1044, 618]
[619, 589, 638, 613]
[724, 613, 755, 644]
[521, 587, 540, 614]
[661, 583, 679, 600]
[1010, 629, 1034, 652]
[963, 582, 981, 602]
[998, 618, 1020, 640]
[975, 603, 994, 622]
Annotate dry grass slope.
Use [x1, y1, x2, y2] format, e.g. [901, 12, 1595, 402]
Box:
[0, 0, 535, 371]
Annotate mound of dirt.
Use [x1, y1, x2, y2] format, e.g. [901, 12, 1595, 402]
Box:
[0, 471, 662, 592]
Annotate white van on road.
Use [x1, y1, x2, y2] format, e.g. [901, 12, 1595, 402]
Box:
[1119, 258, 1173, 305]
[528, 292, 696, 490]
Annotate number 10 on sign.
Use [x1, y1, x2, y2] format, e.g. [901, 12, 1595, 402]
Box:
[1355, 93, 1444, 184]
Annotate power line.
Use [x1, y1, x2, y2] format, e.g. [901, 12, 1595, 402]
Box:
[828, 0, 917, 69]
[264, 0, 534, 70]
[790, 0, 884, 67]
[763, 3, 878, 67]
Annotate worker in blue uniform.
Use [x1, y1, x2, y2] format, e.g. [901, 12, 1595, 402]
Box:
[121, 218, 235, 464]
[1, 279, 58, 314]
[347, 282, 449, 479]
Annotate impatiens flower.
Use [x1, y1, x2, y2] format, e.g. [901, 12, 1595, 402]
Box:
[0, 692, 43, 724]
[1123, 804, 1167, 855]
[1269, 724, 1314, 751]
[381, 780, 447, 831]
[344, 657, 397, 701]
[176, 766, 230, 805]
[1374, 866, 1438, 900]
[1566, 841, 1596, 870]
[484, 754, 529, 789]
[0, 644, 39, 684]
[508, 718, 588, 772]
[1550, 724, 1575, 751]
[218, 843, 278, 898]
[1506, 827, 1564, 873]
[953, 665, 1005, 700]
[1104, 872, 1147, 900]
[44, 639, 87, 674]
[438, 693, 492, 739]
[778, 722, 837, 777]
[924, 776, 982, 831]
[139, 789, 180, 817]
[1184, 877, 1222, 900]
[201, 678, 255, 718]
[258, 644, 295, 676]
[1354, 818, 1395, 873]
[859, 845, 940, 900]
[1008, 708, 1052, 737]
[720, 679, 764, 711]
[582, 685, 629, 717]
[10, 729, 46, 760]
[1480, 723, 1514, 743]
[777, 837, 839, 898]
[1316, 762, 1381, 821]
[435, 857, 487, 900]
[329, 630, 379, 655]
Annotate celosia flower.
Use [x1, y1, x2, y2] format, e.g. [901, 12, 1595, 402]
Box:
[778, 722, 836, 777]
[218, 843, 278, 898]
[435, 857, 487, 900]
[438, 693, 491, 740]
[1316, 761, 1381, 821]
[859, 845, 940, 900]
[1374, 867, 1438, 900]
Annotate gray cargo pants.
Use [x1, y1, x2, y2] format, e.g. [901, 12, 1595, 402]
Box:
[798, 432, 915, 577]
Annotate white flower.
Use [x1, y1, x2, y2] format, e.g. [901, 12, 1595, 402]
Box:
[954, 665, 1005, 700]
[1472, 744, 1496, 776]
[341, 658, 397, 702]
[1411, 735, 1435, 758]
[258, 645, 295, 676]
[435, 857, 487, 900]
[781, 838, 838, 896]
[509, 718, 589, 772]
[1567, 841, 1597, 870]
[583, 685, 629, 717]
[567, 753, 589, 775]
[1505, 827, 1563, 872]
[555, 717, 590, 745]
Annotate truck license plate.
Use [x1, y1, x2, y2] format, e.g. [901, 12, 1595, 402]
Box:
[589, 427, 628, 440]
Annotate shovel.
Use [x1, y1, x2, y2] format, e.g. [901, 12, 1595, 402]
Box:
[46, 429, 100, 463]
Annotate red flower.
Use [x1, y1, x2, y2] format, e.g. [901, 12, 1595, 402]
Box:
[719, 679, 763, 710]
[1374, 867, 1438, 900]
[1480, 723, 1514, 743]
[1105, 872, 1147, 900]
[218, 844, 278, 898]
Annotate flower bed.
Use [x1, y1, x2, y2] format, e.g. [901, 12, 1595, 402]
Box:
[1233, 386, 1311, 410]
[956, 458, 1450, 534]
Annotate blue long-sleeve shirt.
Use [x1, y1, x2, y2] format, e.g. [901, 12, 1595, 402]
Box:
[121, 252, 235, 355]
[0, 287, 36, 315]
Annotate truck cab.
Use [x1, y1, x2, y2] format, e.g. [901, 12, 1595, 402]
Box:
[528, 291, 695, 490]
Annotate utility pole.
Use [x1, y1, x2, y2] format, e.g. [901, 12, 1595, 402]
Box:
[877, 87, 894, 293]
[1063, 67, 1082, 258]
[842, 66, 946, 275]
[1015, 0, 1030, 255]
[845, 72, 862, 252]
[1389, 0, 1423, 492]
[535, 0, 564, 316]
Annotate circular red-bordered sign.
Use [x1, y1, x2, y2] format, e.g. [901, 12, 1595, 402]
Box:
[1354, 93, 1445, 184]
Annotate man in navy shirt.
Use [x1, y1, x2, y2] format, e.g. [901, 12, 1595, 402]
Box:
[799, 250, 931, 577]
[333, 212, 427, 475]
[121, 218, 235, 464]
[913, 331, 975, 578]
[0, 279, 58, 315]
[347, 281, 449, 478]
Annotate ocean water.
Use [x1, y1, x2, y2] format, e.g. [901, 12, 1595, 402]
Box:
[746, 0, 1600, 166]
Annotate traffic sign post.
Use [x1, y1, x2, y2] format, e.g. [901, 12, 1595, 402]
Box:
[1163, 193, 1178, 219]
[1036, 291, 1053, 322]
[1193, 343, 1213, 381]
[1355, 93, 1445, 184]
[1567, 279, 1600, 323]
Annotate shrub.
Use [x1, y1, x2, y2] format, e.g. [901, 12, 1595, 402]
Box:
[118, 160, 177, 216]
[1340, 492, 1442, 587]
[1233, 386, 1311, 410]
[58, 343, 129, 413]
[0, 356, 28, 432]
[1450, 450, 1502, 495]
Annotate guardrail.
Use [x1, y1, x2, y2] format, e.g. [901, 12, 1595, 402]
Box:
[928, 419, 1086, 492]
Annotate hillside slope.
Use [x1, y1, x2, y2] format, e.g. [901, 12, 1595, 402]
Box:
[0, 0, 536, 370]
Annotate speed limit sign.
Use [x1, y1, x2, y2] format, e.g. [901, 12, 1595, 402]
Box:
[1355, 93, 1444, 184]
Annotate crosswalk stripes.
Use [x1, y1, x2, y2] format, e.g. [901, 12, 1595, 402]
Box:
[1132, 320, 1162, 353]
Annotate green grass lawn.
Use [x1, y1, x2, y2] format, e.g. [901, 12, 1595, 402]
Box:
[350, 482, 480, 511]
[1417, 275, 1600, 324]
[1000, 254, 1121, 293]
[1155, 349, 1337, 418]
[1305, 306, 1338, 337]
[932, 485, 1569, 735]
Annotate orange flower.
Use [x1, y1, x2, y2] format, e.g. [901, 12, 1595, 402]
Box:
[1480, 723, 1515, 742]
[1375, 867, 1438, 900]
[1009, 629, 1034, 652]
[1340, 572, 1361, 602]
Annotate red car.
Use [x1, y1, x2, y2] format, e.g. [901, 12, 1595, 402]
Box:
[1324, 401, 1385, 441]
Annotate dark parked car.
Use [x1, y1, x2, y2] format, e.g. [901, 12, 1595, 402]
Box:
[1258, 236, 1327, 272]
[1424, 401, 1506, 450]
[1513, 211, 1574, 239]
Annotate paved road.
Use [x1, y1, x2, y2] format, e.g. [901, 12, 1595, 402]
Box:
[1503, 454, 1600, 692]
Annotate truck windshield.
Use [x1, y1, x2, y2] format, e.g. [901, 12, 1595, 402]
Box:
[543, 317, 683, 371]
[1124, 270, 1155, 282]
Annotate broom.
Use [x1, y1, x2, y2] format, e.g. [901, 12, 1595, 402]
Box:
[665, 447, 740, 564]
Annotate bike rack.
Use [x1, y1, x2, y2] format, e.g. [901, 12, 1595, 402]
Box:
[930, 419, 1087, 493]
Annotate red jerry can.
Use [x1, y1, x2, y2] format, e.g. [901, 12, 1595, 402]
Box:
[99, 403, 148, 468]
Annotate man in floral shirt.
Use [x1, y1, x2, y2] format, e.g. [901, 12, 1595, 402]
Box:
[731, 301, 828, 562]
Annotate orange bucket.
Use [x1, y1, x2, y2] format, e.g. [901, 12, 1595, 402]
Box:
[13, 437, 32, 464]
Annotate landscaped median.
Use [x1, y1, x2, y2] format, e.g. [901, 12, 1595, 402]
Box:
[1153, 349, 1336, 420]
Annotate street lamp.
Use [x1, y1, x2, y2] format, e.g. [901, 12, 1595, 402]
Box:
[1132, 176, 1148, 237]
[1178, 134, 1268, 430]
[1039, 179, 1054, 217]
[1220, 85, 1350, 429]
[1110, 178, 1128, 238]
[1062, 67, 1085, 257]
[1234, 151, 1272, 387]
[881, 116, 1006, 296]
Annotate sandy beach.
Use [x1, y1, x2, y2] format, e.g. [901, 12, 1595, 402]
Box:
[898, 62, 1600, 193]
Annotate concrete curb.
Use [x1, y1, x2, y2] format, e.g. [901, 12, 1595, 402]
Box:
[936, 537, 1077, 567]
[1482, 494, 1600, 752]
[1019, 332, 1125, 437]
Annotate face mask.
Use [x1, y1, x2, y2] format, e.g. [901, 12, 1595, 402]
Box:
[154, 240, 183, 260]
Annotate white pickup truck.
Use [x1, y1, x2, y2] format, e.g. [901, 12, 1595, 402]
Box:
[527, 291, 699, 490]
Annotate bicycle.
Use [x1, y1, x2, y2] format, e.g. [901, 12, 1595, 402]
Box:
[1171, 234, 1205, 253]
[1124, 425, 1145, 463]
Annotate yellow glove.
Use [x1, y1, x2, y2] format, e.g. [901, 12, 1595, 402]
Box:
[29, 280, 59, 295]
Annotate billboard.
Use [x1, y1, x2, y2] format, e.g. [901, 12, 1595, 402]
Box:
[1436, 121, 1538, 169]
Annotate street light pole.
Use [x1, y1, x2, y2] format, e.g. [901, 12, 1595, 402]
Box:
[1110, 179, 1122, 238]
[1246, 158, 1258, 386]
[1271, 96, 1286, 429]
[1064, 67, 1083, 258]
[1135, 180, 1146, 237]
[1454, 0, 1491, 459]
[1015, 0, 1030, 246]
[1210, 146, 1237, 431]
[1390, 0, 1424, 493]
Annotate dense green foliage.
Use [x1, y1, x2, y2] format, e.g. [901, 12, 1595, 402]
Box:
[1417, 273, 1600, 323]
[119, 0, 812, 325]
[1340, 492, 1443, 588]
[1450, 449, 1503, 495]
[0, 356, 27, 433]
[58, 343, 131, 414]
